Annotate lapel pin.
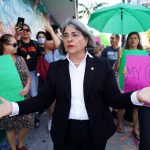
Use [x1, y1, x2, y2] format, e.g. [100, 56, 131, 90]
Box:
[91, 67, 94, 70]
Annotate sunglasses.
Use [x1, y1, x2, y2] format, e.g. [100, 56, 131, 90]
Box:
[22, 29, 30, 32]
[6, 43, 18, 48]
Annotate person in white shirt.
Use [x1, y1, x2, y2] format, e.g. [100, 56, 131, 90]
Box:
[0, 19, 150, 150]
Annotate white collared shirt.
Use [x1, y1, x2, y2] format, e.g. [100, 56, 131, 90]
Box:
[66, 52, 92, 120]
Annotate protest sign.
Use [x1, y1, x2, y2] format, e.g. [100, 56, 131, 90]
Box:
[94, 36, 100, 44]
[119, 50, 149, 88]
[0, 55, 24, 104]
[124, 55, 150, 92]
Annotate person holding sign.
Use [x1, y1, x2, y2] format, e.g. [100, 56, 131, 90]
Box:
[0, 20, 150, 150]
[0, 34, 33, 150]
[15, 23, 42, 128]
[15, 24, 41, 98]
[114, 32, 148, 146]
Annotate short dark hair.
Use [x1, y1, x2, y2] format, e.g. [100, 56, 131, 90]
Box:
[115, 34, 120, 39]
[111, 34, 120, 40]
[36, 31, 46, 39]
[45, 24, 61, 40]
[0, 34, 14, 55]
[51, 24, 62, 34]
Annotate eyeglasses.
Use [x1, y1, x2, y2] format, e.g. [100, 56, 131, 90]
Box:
[6, 43, 18, 48]
[22, 29, 30, 32]
[61, 32, 83, 41]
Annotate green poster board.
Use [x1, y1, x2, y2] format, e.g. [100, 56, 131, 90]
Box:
[119, 50, 149, 88]
[0, 55, 24, 104]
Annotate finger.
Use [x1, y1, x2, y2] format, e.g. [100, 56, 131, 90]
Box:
[20, 90, 24, 94]
[17, 28, 22, 32]
[20, 91, 26, 96]
[43, 26, 45, 30]
[15, 26, 19, 29]
[15, 26, 20, 30]
[20, 93, 25, 96]
[43, 25, 47, 29]
[20, 91, 24, 95]
[0, 97, 7, 103]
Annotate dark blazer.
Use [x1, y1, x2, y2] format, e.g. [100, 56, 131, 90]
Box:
[18, 56, 134, 147]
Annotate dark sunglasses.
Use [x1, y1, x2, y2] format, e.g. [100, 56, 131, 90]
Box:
[22, 29, 30, 32]
[6, 43, 18, 48]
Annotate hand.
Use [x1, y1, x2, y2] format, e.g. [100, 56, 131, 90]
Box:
[146, 47, 150, 52]
[137, 87, 150, 103]
[122, 67, 127, 76]
[43, 25, 54, 33]
[15, 26, 23, 33]
[20, 86, 29, 96]
[14, 26, 23, 39]
[0, 97, 12, 118]
[118, 48, 122, 59]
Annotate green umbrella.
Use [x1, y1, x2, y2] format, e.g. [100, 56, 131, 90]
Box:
[88, 2, 150, 35]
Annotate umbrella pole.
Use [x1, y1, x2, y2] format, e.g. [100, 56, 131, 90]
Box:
[121, 35, 126, 48]
[121, 7, 125, 48]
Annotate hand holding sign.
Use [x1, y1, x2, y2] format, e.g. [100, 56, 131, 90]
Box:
[119, 50, 149, 88]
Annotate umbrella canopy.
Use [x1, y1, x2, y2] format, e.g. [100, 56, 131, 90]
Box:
[88, 2, 150, 35]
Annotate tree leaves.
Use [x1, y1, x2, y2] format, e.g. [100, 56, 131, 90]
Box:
[78, 2, 108, 19]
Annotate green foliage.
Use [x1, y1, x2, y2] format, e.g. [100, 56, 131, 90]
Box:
[78, 2, 108, 18]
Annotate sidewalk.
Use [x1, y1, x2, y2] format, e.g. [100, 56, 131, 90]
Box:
[25, 113, 53, 150]
[0, 112, 139, 150]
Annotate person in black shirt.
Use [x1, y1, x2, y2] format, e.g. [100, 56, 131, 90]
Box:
[16, 24, 41, 128]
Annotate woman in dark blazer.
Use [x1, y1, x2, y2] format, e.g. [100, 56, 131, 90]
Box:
[0, 19, 150, 150]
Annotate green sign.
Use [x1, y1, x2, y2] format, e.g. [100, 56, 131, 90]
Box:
[119, 50, 149, 88]
[0, 55, 24, 104]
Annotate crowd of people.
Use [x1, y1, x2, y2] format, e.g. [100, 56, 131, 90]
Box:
[0, 19, 150, 150]
[0, 21, 63, 150]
